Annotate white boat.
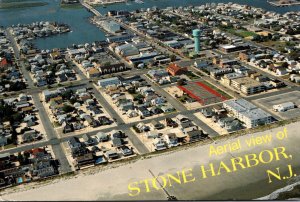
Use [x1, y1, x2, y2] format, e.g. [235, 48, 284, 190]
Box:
[135, 0, 144, 4]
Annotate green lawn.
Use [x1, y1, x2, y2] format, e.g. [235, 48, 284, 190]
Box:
[0, 2, 48, 9]
[200, 80, 233, 99]
[225, 28, 257, 38]
[186, 71, 200, 80]
[3, 144, 17, 150]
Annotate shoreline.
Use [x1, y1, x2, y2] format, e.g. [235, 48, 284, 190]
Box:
[267, 0, 300, 7]
[0, 2, 49, 9]
[257, 176, 300, 200]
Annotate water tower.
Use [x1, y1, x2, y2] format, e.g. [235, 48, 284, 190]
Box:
[193, 29, 201, 54]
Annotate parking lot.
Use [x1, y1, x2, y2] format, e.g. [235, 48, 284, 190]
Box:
[254, 91, 300, 120]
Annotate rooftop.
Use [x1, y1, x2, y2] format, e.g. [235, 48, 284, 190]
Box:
[224, 99, 272, 120]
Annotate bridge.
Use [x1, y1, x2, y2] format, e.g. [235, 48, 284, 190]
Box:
[80, 0, 102, 17]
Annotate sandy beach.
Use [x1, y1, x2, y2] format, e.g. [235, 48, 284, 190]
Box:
[1, 121, 300, 200]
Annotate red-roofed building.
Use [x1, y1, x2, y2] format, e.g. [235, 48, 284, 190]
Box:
[27, 148, 46, 157]
[0, 58, 11, 68]
[166, 63, 188, 76]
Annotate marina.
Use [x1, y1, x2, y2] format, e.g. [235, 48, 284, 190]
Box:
[1, 0, 299, 50]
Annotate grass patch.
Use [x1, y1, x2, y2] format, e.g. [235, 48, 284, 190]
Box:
[186, 71, 200, 80]
[260, 41, 288, 52]
[52, 121, 61, 128]
[225, 28, 258, 38]
[3, 144, 17, 150]
[200, 80, 233, 99]
[0, 2, 48, 9]
[60, 3, 82, 9]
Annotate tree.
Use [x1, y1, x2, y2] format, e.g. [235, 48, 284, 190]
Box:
[281, 62, 289, 68]
[17, 152, 24, 165]
[62, 104, 75, 113]
[103, 62, 111, 66]
[177, 79, 186, 86]
[9, 81, 26, 91]
[61, 90, 74, 100]
[11, 127, 18, 145]
[289, 51, 300, 61]
[128, 87, 136, 94]
[170, 55, 177, 62]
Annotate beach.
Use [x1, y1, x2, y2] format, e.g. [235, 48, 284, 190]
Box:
[0, 121, 300, 200]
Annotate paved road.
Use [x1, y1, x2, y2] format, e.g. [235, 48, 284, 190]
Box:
[2, 2, 296, 173]
[32, 91, 72, 173]
[5, 28, 34, 89]
[141, 75, 218, 136]
[70, 60, 125, 124]
[5, 29, 73, 173]
[88, 82, 125, 124]
[0, 98, 224, 156]
[124, 129, 149, 154]
[108, 15, 185, 60]
[247, 86, 300, 101]
[142, 75, 186, 112]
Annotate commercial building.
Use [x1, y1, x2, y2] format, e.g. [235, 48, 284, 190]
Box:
[166, 63, 188, 76]
[97, 77, 120, 88]
[219, 44, 250, 53]
[127, 52, 158, 65]
[223, 99, 273, 128]
[100, 20, 121, 34]
[106, 34, 134, 43]
[115, 43, 139, 57]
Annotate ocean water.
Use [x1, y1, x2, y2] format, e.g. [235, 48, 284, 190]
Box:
[0, 0, 299, 49]
[257, 176, 300, 200]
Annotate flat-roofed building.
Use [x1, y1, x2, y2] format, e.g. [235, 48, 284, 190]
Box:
[223, 99, 273, 128]
[231, 77, 265, 95]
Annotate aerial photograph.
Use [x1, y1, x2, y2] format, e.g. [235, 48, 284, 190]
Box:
[0, 0, 299, 200]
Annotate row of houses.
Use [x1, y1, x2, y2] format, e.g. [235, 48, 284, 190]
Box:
[67, 130, 134, 169]
[43, 87, 113, 133]
[0, 29, 27, 93]
[0, 147, 59, 188]
[239, 48, 300, 76]
[28, 53, 77, 86]
[1, 94, 43, 146]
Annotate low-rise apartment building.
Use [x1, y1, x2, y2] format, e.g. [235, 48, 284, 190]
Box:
[231, 77, 265, 95]
[223, 99, 273, 128]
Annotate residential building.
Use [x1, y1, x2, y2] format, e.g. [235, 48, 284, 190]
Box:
[231, 77, 265, 95]
[223, 99, 273, 128]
